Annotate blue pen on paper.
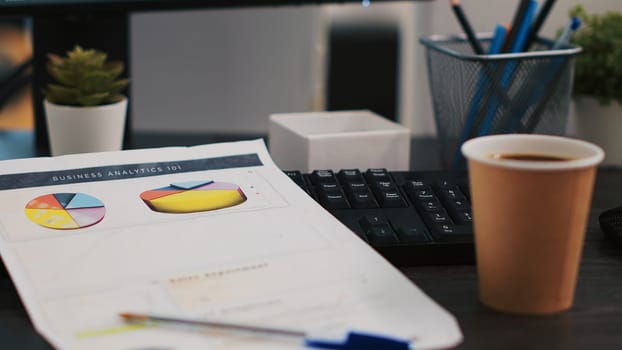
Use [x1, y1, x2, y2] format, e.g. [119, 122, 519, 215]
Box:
[120, 312, 412, 350]
[450, 24, 507, 169]
[475, 0, 538, 137]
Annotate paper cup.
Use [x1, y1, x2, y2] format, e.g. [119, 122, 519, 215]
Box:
[462, 134, 604, 314]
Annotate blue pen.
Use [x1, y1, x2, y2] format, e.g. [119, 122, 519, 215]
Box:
[509, 0, 540, 53]
[501, 17, 581, 133]
[451, 24, 507, 169]
[553, 16, 581, 49]
[476, 0, 538, 136]
[515, 16, 581, 132]
[120, 312, 412, 350]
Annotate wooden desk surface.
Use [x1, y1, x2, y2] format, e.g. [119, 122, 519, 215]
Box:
[1, 132, 621, 349]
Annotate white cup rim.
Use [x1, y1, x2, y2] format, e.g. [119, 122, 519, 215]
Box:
[461, 134, 605, 170]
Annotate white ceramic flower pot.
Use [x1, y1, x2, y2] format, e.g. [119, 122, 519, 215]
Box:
[44, 98, 127, 156]
[574, 96, 622, 167]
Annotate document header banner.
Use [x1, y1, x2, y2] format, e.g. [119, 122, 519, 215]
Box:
[0, 153, 262, 190]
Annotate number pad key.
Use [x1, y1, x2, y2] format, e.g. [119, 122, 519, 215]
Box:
[366, 225, 399, 245]
[425, 210, 451, 224]
[433, 224, 472, 242]
[397, 226, 430, 243]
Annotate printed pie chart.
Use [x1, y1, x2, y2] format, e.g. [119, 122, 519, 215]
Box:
[25, 193, 106, 230]
[140, 180, 247, 214]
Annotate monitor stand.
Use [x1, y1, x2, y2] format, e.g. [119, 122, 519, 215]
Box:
[31, 12, 132, 155]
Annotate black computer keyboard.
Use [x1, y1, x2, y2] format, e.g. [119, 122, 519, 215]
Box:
[284, 168, 475, 266]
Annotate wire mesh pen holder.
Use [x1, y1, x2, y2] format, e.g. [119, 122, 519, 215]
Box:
[420, 34, 581, 170]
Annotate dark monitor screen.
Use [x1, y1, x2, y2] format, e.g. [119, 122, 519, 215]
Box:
[0, 0, 396, 15]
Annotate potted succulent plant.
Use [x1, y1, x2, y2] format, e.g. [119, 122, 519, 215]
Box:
[569, 5, 622, 166]
[42, 45, 129, 156]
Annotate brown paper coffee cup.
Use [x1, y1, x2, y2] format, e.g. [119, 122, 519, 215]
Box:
[462, 134, 604, 314]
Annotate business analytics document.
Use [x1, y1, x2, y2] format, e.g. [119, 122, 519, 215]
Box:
[0, 139, 462, 350]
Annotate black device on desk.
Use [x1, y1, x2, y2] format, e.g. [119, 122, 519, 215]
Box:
[600, 206, 622, 245]
[285, 168, 474, 266]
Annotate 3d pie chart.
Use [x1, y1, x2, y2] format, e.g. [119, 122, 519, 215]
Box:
[25, 193, 106, 230]
[140, 180, 247, 214]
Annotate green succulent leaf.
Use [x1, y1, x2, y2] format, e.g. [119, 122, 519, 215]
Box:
[569, 5, 622, 105]
[77, 92, 110, 107]
[107, 94, 126, 104]
[43, 84, 81, 105]
[42, 45, 129, 107]
[108, 79, 130, 96]
[103, 62, 125, 80]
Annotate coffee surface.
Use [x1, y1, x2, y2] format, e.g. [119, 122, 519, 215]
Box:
[491, 153, 575, 162]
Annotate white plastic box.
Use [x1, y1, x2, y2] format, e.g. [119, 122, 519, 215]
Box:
[268, 110, 410, 172]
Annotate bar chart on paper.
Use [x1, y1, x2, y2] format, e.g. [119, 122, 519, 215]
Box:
[24, 193, 106, 229]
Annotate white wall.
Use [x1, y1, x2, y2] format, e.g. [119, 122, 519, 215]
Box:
[130, 0, 622, 136]
[131, 6, 323, 134]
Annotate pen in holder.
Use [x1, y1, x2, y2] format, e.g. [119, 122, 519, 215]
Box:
[420, 34, 581, 170]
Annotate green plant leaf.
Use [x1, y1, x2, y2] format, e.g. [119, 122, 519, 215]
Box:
[107, 79, 129, 95]
[43, 84, 81, 106]
[77, 92, 110, 107]
[569, 5, 622, 105]
[104, 62, 124, 80]
[107, 94, 125, 104]
[42, 45, 129, 107]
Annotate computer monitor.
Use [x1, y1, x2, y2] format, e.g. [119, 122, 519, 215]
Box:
[0, 0, 401, 153]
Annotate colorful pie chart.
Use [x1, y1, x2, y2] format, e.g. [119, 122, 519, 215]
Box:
[140, 180, 247, 214]
[25, 193, 106, 230]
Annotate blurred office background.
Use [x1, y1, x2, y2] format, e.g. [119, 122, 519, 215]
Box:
[0, 0, 620, 136]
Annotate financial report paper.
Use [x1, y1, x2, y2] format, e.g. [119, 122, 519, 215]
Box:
[0, 139, 462, 350]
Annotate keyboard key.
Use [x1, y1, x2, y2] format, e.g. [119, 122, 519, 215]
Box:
[453, 210, 473, 224]
[403, 182, 433, 202]
[445, 198, 470, 211]
[411, 189, 435, 200]
[317, 182, 341, 192]
[432, 224, 472, 242]
[365, 224, 399, 245]
[365, 168, 391, 183]
[310, 170, 337, 185]
[416, 197, 442, 211]
[348, 190, 379, 209]
[397, 226, 430, 243]
[338, 169, 365, 183]
[344, 181, 369, 193]
[371, 180, 397, 192]
[359, 214, 388, 228]
[377, 191, 407, 208]
[435, 179, 454, 189]
[425, 210, 450, 224]
[404, 180, 432, 191]
[317, 191, 350, 209]
[437, 187, 467, 201]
